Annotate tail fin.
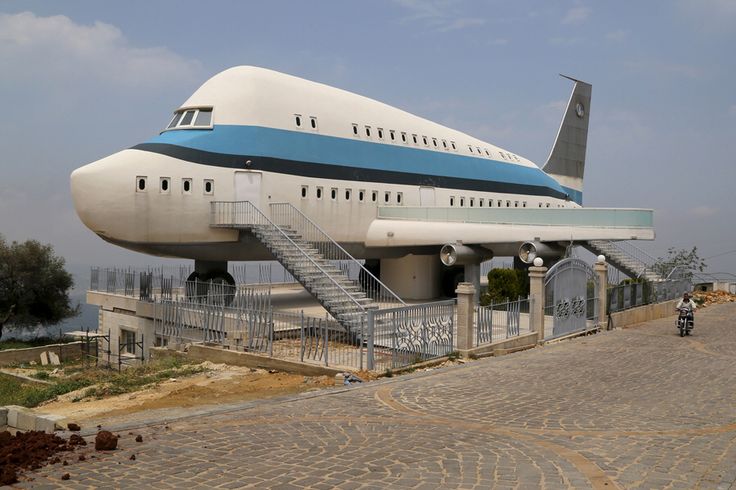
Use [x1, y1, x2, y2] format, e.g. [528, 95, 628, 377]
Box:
[542, 75, 591, 205]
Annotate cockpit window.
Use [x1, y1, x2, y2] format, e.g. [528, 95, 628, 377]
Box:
[167, 113, 183, 129]
[180, 110, 196, 126]
[194, 109, 212, 126]
[164, 107, 214, 131]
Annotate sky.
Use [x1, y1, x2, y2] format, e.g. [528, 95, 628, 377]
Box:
[1, 0, 735, 278]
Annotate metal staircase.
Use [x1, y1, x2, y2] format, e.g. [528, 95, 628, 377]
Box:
[584, 240, 663, 282]
[210, 201, 404, 333]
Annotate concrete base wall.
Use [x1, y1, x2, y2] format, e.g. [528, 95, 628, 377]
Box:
[459, 332, 538, 359]
[0, 342, 84, 366]
[609, 299, 680, 329]
[151, 345, 344, 377]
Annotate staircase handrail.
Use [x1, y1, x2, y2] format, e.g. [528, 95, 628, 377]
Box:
[605, 240, 659, 268]
[269, 202, 405, 306]
[211, 201, 369, 314]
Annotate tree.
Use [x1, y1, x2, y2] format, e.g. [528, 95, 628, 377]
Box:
[481, 268, 529, 305]
[0, 235, 78, 339]
[652, 246, 707, 279]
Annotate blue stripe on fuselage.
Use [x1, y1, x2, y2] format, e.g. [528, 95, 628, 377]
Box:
[148, 125, 568, 196]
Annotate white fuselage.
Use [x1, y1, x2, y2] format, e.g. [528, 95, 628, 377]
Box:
[71, 66, 585, 262]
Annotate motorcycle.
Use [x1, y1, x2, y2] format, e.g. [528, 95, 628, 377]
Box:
[676, 307, 694, 337]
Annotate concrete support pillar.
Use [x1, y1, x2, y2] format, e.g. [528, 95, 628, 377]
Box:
[528, 265, 548, 343]
[455, 282, 476, 353]
[464, 262, 481, 304]
[594, 258, 608, 330]
[380, 255, 441, 300]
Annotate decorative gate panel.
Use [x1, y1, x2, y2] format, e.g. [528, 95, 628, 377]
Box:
[544, 258, 598, 339]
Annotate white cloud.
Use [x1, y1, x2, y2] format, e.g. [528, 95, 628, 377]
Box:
[0, 11, 201, 88]
[437, 17, 486, 32]
[689, 206, 719, 217]
[393, 0, 487, 32]
[562, 6, 591, 24]
[606, 30, 627, 42]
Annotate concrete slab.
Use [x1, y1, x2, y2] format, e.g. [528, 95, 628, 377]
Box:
[48, 352, 61, 365]
[40, 351, 49, 365]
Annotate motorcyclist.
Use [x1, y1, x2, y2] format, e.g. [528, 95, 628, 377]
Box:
[675, 292, 696, 329]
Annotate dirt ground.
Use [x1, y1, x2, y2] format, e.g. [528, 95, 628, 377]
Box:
[34, 362, 335, 422]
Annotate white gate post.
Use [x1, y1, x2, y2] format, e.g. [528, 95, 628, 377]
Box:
[528, 261, 548, 343]
[594, 256, 608, 330]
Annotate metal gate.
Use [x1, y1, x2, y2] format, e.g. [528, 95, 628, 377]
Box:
[544, 258, 598, 339]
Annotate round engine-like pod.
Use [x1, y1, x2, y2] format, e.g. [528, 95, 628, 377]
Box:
[518, 241, 563, 264]
[440, 243, 481, 266]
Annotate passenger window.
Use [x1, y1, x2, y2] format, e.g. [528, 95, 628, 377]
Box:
[397, 192, 403, 204]
[468, 146, 473, 153]
[160, 177, 170, 193]
[469, 198, 474, 207]
[432, 138, 437, 147]
[352, 124, 359, 136]
[451, 141, 456, 150]
[345, 189, 351, 200]
[310, 117, 318, 130]
[331, 188, 337, 200]
[522, 201, 527, 208]
[384, 192, 390, 203]
[401, 132, 407, 143]
[460, 197, 465, 207]
[359, 190, 365, 202]
[182, 178, 192, 194]
[479, 198, 484, 207]
[378, 128, 384, 139]
[372, 191, 378, 202]
[450, 196, 455, 206]
[506, 200, 511, 207]
[422, 136, 428, 146]
[365, 126, 371, 137]
[514, 201, 519, 207]
[317, 187, 323, 199]
[295, 114, 302, 127]
[204, 179, 214, 195]
[412, 134, 418, 144]
[442, 140, 447, 149]
[301, 185, 308, 198]
[390, 130, 395, 141]
[136, 176, 147, 192]
[485, 149, 490, 156]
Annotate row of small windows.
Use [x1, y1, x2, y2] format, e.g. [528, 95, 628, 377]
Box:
[348, 123, 521, 162]
[300, 185, 403, 205]
[294, 114, 319, 130]
[136, 176, 214, 195]
[167, 107, 213, 130]
[448, 196, 565, 208]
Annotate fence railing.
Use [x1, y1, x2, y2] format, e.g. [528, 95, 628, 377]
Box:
[368, 300, 455, 372]
[607, 277, 691, 314]
[475, 296, 532, 346]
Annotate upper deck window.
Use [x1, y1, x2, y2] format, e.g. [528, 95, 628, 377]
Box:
[165, 108, 214, 131]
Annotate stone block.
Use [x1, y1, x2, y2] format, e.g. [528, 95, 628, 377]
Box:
[48, 352, 61, 365]
[5, 405, 27, 428]
[0, 407, 7, 426]
[40, 351, 49, 365]
[35, 414, 66, 433]
[335, 373, 346, 386]
[15, 409, 37, 431]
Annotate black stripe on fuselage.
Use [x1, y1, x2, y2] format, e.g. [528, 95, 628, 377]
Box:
[132, 142, 568, 200]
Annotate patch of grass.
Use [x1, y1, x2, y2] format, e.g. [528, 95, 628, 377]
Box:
[0, 373, 93, 408]
[0, 357, 207, 408]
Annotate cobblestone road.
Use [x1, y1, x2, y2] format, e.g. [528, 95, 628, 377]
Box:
[11, 303, 736, 489]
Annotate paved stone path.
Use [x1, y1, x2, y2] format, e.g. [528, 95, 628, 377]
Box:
[11, 303, 736, 489]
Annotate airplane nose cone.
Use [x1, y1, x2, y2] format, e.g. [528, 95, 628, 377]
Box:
[71, 162, 105, 235]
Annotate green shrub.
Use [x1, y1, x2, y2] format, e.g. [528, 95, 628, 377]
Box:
[481, 268, 529, 306]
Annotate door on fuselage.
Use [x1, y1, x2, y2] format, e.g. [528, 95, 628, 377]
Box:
[419, 187, 436, 207]
[234, 171, 262, 208]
